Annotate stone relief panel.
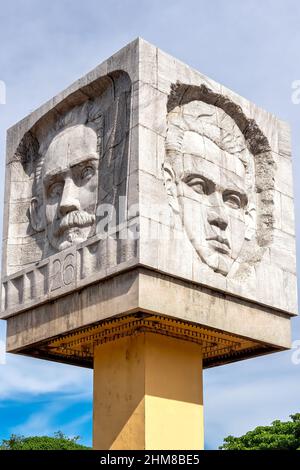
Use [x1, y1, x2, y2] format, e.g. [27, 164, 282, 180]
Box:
[2, 71, 137, 315]
[164, 83, 276, 281]
[2, 39, 296, 324]
[30, 106, 101, 255]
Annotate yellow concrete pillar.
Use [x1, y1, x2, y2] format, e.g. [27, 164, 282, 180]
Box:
[93, 332, 204, 450]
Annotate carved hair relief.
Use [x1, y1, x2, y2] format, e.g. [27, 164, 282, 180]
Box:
[9, 72, 132, 269]
[164, 83, 276, 279]
[2, 72, 134, 313]
[30, 103, 102, 255]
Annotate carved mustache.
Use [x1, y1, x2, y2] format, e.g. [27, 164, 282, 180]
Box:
[54, 211, 96, 236]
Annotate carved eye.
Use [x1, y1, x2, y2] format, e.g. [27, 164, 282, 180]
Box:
[48, 182, 64, 198]
[81, 165, 95, 180]
[223, 192, 242, 209]
[185, 177, 208, 195]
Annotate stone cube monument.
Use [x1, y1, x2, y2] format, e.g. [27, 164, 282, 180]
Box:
[1, 38, 297, 449]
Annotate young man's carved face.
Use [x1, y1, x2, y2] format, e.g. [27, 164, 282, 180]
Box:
[165, 102, 256, 276]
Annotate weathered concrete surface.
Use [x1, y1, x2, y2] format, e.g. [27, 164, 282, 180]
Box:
[93, 333, 204, 450]
[1, 38, 297, 367]
[6, 268, 291, 368]
[2, 38, 297, 319]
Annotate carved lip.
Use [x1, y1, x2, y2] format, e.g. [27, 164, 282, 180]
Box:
[206, 235, 231, 254]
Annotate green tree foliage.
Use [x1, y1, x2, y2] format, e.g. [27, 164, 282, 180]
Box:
[220, 413, 300, 450]
[0, 431, 91, 450]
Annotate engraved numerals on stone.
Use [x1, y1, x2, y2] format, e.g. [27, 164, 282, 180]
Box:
[63, 253, 76, 286]
[50, 251, 76, 291]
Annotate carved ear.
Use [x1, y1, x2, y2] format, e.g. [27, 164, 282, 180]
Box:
[163, 163, 180, 214]
[30, 196, 45, 232]
[244, 202, 256, 241]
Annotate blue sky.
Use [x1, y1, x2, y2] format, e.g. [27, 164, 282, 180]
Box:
[0, 0, 299, 449]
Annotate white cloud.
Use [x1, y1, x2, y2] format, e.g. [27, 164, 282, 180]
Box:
[58, 411, 93, 439]
[11, 399, 92, 439]
[204, 351, 300, 448]
[0, 340, 6, 365]
[11, 401, 67, 436]
[0, 354, 92, 400]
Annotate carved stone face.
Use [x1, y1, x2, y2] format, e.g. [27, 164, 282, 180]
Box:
[165, 102, 256, 276]
[41, 124, 99, 251]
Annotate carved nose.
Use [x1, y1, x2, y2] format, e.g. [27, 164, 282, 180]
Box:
[60, 200, 79, 217]
[59, 179, 80, 217]
[207, 211, 228, 231]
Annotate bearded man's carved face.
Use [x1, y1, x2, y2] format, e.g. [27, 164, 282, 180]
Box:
[31, 124, 99, 252]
